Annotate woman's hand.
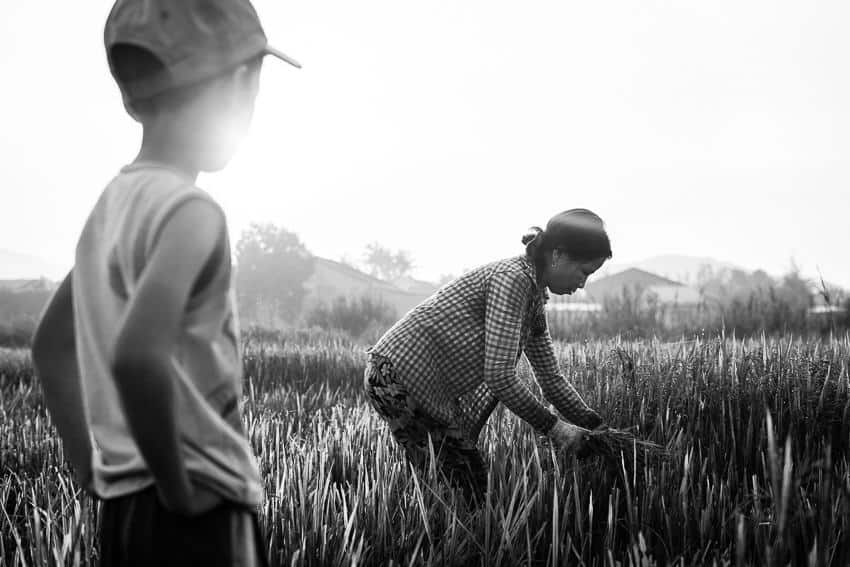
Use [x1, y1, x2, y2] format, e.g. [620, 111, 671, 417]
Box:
[547, 420, 590, 454]
[581, 410, 605, 431]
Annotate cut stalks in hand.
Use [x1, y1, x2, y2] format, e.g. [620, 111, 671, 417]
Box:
[545, 421, 669, 472]
[583, 427, 669, 472]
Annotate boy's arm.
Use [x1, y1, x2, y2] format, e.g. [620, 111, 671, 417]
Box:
[111, 197, 224, 515]
[31, 271, 93, 489]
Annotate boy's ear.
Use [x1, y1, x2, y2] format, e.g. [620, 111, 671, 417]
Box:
[233, 59, 263, 92]
[232, 64, 251, 87]
[214, 64, 248, 100]
[237, 54, 264, 81]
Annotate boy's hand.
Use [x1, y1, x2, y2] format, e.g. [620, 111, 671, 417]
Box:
[158, 482, 224, 516]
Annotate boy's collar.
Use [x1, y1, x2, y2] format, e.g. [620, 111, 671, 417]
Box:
[121, 160, 196, 183]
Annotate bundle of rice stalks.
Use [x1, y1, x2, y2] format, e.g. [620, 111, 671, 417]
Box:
[546, 421, 669, 472]
[583, 427, 669, 472]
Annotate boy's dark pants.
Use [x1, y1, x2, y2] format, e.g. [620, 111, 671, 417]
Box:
[99, 486, 268, 566]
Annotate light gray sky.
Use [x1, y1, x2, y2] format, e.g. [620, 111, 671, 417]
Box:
[1, 1, 848, 286]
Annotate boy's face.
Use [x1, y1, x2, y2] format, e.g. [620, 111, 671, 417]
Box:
[187, 61, 264, 172]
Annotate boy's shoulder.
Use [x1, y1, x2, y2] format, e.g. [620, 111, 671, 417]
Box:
[83, 162, 226, 260]
[108, 162, 221, 215]
[115, 161, 199, 194]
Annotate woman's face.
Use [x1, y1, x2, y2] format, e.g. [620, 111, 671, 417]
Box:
[544, 251, 607, 295]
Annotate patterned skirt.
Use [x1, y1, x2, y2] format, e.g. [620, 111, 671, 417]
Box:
[364, 352, 493, 501]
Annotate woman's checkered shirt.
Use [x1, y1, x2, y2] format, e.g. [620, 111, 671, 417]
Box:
[368, 255, 600, 434]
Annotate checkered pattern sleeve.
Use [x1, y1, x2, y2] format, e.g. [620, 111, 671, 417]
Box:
[484, 270, 558, 433]
[525, 323, 603, 430]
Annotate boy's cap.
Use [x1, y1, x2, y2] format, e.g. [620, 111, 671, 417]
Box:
[105, 0, 300, 100]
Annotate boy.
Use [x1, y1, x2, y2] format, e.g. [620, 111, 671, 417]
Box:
[31, 0, 299, 564]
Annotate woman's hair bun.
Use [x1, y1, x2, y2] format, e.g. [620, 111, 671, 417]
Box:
[521, 226, 544, 246]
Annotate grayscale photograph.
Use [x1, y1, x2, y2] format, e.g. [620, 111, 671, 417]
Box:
[1, 1, 848, 565]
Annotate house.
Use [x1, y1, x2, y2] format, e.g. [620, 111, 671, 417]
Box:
[807, 281, 848, 319]
[547, 267, 709, 327]
[391, 275, 439, 296]
[303, 258, 435, 317]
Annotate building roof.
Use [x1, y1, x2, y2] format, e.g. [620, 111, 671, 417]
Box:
[308, 258, 403, 292]
[304, 258, 434, 316]
[583, 268, 682, 300]
[644, 284, 702, 305]
[582, 268, 703, 306]
[391, 275, 439, 295]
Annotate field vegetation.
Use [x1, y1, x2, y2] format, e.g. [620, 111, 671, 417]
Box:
[2, 329, 849, 565]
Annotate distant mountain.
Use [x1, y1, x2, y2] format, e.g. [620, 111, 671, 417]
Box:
[599, 255, 743, 285]
[0, 249, 64, 280]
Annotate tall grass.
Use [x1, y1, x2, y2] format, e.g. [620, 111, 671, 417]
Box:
[2, 333, 849, 565]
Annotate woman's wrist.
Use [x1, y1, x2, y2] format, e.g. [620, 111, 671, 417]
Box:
[582, 410, 604, 430]
[541, 413, 559, 435]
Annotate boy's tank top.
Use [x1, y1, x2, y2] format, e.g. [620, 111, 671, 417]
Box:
[73, 162, 263, 506]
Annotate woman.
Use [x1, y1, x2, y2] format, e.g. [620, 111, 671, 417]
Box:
[364, 209, 611, 501]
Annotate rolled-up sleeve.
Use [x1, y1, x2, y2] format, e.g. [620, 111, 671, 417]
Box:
[483, 270, 557, 433]
[525, 318, 602, 429]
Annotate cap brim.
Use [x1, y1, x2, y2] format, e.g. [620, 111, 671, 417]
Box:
[265, 45, 301, 69]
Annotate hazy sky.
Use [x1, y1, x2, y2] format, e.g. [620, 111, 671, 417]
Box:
[1, 1, 848, 286]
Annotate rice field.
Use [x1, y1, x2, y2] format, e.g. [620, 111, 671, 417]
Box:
[2, 330, 849, 566]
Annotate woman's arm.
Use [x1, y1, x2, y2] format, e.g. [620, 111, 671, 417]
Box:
[483, 270, 558, 433]
[525, 322, 603, 429]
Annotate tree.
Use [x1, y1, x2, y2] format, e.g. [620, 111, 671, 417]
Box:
[362, 242, 413, 281]
[235, 223, 314, 325]
[777, 262, 811, 313]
